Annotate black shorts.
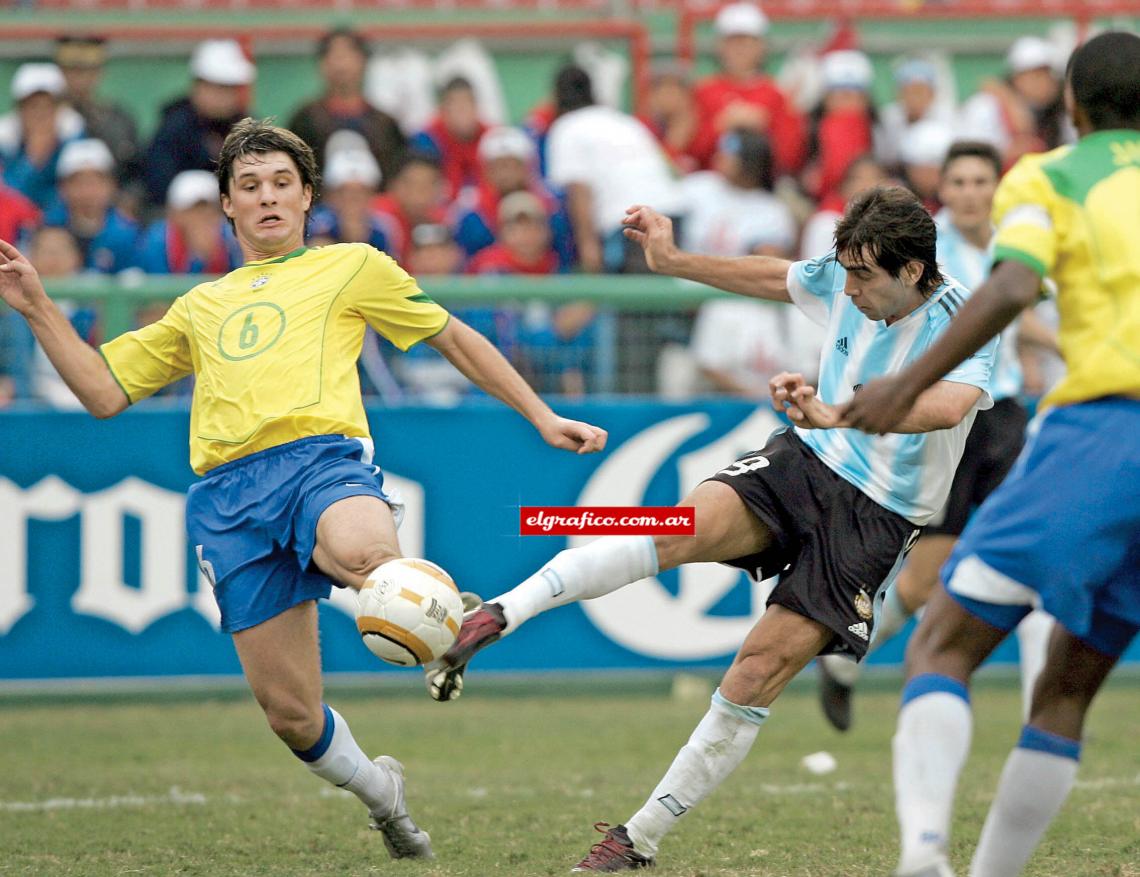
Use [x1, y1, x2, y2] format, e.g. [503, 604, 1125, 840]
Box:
[707, 430, 920, 659]
[925, 397, 1029, 537]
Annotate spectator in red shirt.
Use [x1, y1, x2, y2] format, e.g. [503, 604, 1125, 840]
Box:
[371, 152, 449, 266]
[467, 191, 560, 276]
[411, 77, 489, 200]
[690, 3, 806, 176]
[0, 182, 41, 248]
[640, 64, 700, 173]
[803, 50, 876, 203]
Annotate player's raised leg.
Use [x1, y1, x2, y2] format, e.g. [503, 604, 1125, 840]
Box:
[231, 600, 432, 858]
[310, 494, 403, 590]
[432, 479, 773, 690]
[573, 606, 833, 871]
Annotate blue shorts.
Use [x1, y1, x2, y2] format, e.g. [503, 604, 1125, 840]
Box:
[943, 397, 1140, 657]
[187, 435, 400, 633]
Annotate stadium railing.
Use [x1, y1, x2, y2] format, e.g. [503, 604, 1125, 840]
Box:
[0, 274, 740, 401]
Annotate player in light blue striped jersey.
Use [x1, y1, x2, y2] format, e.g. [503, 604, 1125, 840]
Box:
[430, 186, 997, 872]
[816, 142, 1059, 733]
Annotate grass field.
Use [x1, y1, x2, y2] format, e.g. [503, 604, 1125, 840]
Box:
[2, 673, 1137, 877]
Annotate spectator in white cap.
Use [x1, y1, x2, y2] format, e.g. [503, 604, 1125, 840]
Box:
[803, 50, 877, 201]
[690, 2, 806, 176]
[900, 119, 953, 212]
[876, 55, 956, 168]
[0, 62, 85, 210]
[137, 170, 241, 274]
[307, 149, 389, 251]
[45, 138, 138, 274]
[453, 125, 573, 267]
[959, 35, 1067, 167]
[142, 39, 255, 208]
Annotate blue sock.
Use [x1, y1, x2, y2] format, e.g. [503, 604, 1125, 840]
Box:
[291, 703, 335, 762]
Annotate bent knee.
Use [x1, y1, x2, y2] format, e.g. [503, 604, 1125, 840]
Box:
[331, 544, 401, 586]
[263, 698, 324, 748]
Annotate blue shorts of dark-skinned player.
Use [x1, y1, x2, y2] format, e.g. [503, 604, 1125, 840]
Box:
[187, 435, 402, 633]
[942, 397, 1139, 658]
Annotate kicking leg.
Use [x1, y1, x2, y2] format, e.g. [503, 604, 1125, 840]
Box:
[969, 627, 1124, 877]
[573, 606, 833, 871]
[232, 600, 432, 858]
[431, 480, 772, 697]
[893, 585, 1010, 876]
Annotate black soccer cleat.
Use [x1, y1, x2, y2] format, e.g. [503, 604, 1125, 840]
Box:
[425, 600, 507, 702]
[818, 659, 853, 732]
[571, 823, 654, 872]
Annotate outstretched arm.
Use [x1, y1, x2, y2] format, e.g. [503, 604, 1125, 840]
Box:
[839, 260, 1039, 434]
[622, 205, 793, 302]
[0, 239, 128, 418]
[426, 318, 607, 454]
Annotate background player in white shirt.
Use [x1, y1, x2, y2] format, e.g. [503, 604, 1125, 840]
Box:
[430, 186, 995, 871]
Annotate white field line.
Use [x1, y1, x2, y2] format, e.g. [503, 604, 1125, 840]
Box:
[0, 786, 205, 812]
[1074, 773, 1140, 791]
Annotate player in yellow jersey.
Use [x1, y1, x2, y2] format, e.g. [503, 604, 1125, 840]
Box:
[840, 32, 1140, 877]
[0, 118, 606, 859]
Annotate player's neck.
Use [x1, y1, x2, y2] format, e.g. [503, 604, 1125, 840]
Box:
[953, 219, 992, 250]
[242, 240, 306, 264]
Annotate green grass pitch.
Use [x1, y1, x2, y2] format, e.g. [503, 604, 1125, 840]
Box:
[1, 672, 1137, 876]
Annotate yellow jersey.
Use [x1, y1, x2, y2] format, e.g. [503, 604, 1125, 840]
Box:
[992, 129, 1140, 410]
[100, 243, 450, 474]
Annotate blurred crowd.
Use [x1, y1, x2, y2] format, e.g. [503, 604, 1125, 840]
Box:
[0, 8, 1073, 406]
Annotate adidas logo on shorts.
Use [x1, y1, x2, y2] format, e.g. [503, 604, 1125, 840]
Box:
[847, 621, 869, 641]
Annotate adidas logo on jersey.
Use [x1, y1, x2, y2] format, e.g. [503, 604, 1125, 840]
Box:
[835, 336, 849, 356]
[848, 621, 869, 641]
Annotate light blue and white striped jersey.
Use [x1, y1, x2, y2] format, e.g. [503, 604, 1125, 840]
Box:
[787, 256, 997, 525]
[935, 210, 1022, 400]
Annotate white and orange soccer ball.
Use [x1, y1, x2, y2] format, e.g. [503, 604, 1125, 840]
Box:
[355, 558, 464, 667]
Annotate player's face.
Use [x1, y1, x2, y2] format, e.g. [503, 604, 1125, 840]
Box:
[838, 247, 923, 322]
[939, 156, 997, 232]
[222, 151, 312, 258]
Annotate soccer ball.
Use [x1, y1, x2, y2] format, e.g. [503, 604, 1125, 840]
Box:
[355, 558, 464, 667]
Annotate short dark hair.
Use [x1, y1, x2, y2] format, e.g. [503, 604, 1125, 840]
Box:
[720, 128, 774, 191]
[438, 76, 474, 100]
[834, 185, 943, 296]
[554, 65, 594, 116]
[941, 140, 1002, 179]
[392, 149, 442, 180]
[216, 118, 320, 225]
[318, 27, 368, 61]
[1066, 31, 1140, 131]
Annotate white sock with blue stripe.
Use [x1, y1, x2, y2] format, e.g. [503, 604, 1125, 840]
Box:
[493, 536, 659, 635]
[292, 704, 396, 815]
[969, 726, 1080, 877]
[894, 674, 973, 873]
[625, 689, 769, 857]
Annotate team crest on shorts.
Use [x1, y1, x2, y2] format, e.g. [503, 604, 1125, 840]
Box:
[250, 274, 270, 289]
[854, 589, 873, 620]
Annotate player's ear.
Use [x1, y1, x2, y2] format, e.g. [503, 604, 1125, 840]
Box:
[220, 192, 234, 220]
[302, 184, 313, 213]
[902, 259, 923, 288]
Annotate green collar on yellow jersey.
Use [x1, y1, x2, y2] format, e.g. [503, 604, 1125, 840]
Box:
[245, 247, 308, 267]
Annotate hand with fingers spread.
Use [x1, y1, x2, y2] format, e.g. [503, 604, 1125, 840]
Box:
[0, 238, 50, 317]
[621, 204, 679, 274]
[537, 413, 608, 455]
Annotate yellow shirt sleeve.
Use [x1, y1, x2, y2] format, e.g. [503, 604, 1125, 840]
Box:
[99, 295, 194, 403]
[344, 246, 450, 351]
[992, 153, 1059, 278]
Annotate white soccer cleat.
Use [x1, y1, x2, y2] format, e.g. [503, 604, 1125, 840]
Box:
[368, 756, 434, 859]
